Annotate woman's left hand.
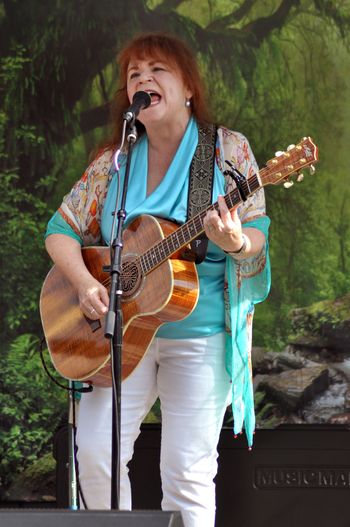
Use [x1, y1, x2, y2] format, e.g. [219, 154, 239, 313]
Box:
[203, 195, 245, 253]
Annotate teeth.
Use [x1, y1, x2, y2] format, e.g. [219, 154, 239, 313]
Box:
[143, 90, 161, 104]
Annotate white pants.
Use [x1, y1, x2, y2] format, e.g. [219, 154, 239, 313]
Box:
[76, 332, 231, 527]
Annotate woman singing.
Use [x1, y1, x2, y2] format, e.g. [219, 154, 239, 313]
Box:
[45, 32, 270, 527]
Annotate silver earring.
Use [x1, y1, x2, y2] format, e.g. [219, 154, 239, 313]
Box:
[185, 99, 191, 108]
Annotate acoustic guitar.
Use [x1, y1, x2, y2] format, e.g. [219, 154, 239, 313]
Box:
[40, 137, 318, 386]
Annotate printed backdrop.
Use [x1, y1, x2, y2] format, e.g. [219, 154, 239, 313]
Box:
[1, 0, 349, 502]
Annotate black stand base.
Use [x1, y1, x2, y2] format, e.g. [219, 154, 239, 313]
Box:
[0, 510, 183, 526]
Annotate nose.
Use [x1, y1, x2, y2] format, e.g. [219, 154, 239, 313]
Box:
[137, 69, 153, 85]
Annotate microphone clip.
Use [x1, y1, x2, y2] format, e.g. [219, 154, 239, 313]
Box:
[123, 91, 152, 123]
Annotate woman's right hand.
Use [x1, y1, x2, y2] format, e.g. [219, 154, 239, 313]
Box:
[77, 276, 109, 320]
[45, 234, 110, 320]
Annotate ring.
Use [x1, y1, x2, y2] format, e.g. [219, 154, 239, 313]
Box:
[90, 307, 95, 314]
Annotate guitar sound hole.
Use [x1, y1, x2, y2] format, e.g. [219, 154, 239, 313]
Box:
[121, 258, 142, 298]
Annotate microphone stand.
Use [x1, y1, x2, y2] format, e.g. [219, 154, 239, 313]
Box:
[104, 120, 138, 510]
[68, 381, 79, 510]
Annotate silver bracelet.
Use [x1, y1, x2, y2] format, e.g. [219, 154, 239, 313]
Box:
[224, 233, 248, 255]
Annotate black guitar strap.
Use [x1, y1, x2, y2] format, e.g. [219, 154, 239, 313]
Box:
[182, 123, 217, 264]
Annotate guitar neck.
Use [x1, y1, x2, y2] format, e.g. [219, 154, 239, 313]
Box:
[123, 135, 318, 276]
[138, 173, 261, 275]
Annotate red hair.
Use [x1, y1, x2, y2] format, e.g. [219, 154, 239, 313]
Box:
[104, 32, 212, 149]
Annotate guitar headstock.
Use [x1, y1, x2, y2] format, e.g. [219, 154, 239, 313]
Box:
[260, 137, 319, 188]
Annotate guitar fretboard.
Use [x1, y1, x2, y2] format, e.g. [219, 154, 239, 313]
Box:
[138, 173, 261, 274]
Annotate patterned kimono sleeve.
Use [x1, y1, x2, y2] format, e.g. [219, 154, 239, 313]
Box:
[58, 149, 113, 246]
[219, 127, 271, 447]
[217, 127, 266, 224]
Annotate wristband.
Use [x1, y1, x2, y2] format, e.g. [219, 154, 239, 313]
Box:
[224, 233, 248, 255]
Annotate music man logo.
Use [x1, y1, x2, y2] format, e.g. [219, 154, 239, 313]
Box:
[255, 466, 350, 489]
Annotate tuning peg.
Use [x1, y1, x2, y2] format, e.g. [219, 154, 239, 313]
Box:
[275, 150, 284, 157]
[297, 173, 304, 182]
[287, 144, 295, 151]
[309, 164, 316, 175]
[284, 180, 294, 189]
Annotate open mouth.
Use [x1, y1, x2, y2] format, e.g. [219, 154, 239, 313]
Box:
[146, 91, 161, 105]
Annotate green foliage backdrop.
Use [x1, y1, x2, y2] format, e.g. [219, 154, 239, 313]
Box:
[1, 0, 350, 499]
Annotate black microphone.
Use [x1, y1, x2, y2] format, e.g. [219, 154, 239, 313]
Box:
[123, 91, 152, 123]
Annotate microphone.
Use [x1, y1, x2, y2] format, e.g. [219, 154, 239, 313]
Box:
[123, 91, 152, 123]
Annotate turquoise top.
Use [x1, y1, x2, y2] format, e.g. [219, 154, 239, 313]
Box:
[47, 210, 82, 244]
[101, 117, 226, 338]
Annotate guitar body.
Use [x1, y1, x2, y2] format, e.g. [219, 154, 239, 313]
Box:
[40, 215, 199, 386]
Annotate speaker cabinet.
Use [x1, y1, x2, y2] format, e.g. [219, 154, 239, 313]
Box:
[0, 510, 184, 526]
[215, 425, 350, 527]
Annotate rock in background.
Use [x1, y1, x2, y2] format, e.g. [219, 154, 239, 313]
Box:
[252, 294, 350, 428]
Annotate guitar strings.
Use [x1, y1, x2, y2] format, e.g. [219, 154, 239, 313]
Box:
[101, 173, 260, 285]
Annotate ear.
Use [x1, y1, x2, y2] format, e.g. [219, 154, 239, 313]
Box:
[185, 88, 193, 100]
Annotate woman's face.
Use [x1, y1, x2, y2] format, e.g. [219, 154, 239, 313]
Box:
[126, 57, 192, 128]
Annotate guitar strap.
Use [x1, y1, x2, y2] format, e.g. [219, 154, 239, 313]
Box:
[182, 123, 217, 264]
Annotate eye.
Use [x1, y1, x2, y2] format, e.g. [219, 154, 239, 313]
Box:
[129, 71, 139, 80]
[153, 66, 166, 72]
